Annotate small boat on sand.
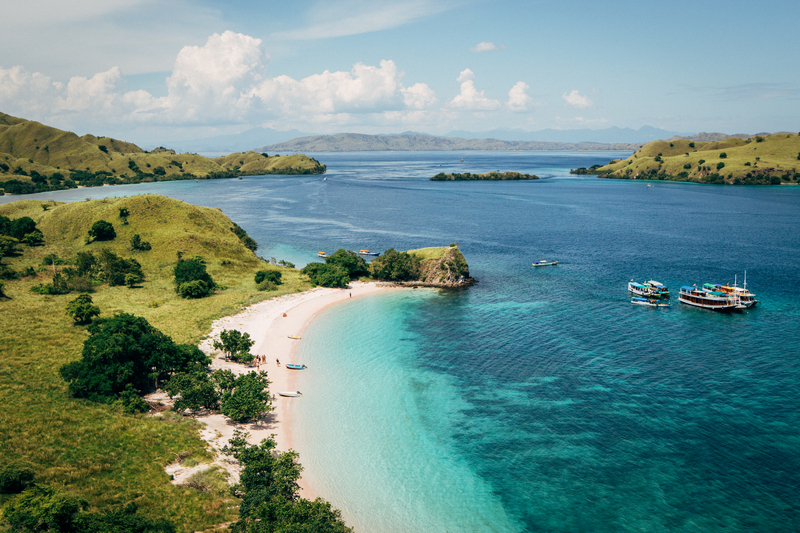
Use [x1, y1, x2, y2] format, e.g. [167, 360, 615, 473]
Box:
[631, 297, 670, 308]
[532, 260, 558, 267]
[278, 391, 303, 397]
[287, 335, 301, 340]
[285, 364, 307, 370]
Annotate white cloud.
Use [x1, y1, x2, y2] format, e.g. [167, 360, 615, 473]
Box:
[562, 89, 593, 109]
[469, 42, 507, 53]
[449, 69, 500, 111]
[0, 31, 440, 134]
[506, 82, 533, 112]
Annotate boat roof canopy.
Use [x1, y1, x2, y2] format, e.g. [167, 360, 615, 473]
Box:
[680, 286, 696, 291]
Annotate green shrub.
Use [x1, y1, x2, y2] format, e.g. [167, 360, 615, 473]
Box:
[719, 152, 727, 159]
[0, 462, 35, 494]
[87, 220, 115, 242]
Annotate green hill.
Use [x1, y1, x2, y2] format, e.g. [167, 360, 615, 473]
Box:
[573, 133, 800, 185]
[0, 112, 326, 195]
[0, 195, 311, 531]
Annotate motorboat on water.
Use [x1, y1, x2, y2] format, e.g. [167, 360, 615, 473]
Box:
[701, 272, 757, 308]
[359, 249, 380, 256]
[278, 391, 303, 397]
[318, 251, 328, 258]
[285, 364, 307, 370]
[631, 297, 670, 308]
[532, 260, 558, 267]
[628, 280, 669, 298]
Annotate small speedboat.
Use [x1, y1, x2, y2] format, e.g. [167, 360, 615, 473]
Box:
[631, 297, 670, 308]
[318, 251, 328, 258]
[358, 249, 380, 256]
[277, 391, 303, 397]
[285, 364, 307, 370]
[532, 260, 558, 267]
[287, 335, 301, 340]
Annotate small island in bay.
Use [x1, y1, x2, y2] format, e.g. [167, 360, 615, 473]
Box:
[571, 133, 800, 185]
[430, 171, 539, 181]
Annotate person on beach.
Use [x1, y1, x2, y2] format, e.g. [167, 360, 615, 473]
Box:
[276, 358, 280, 366]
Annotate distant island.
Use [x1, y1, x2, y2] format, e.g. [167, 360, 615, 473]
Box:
[0, 112, 326, 195]
[571, 133, 800, 185]
[431, 171, 539, 181]
[256, 132, 643, 153]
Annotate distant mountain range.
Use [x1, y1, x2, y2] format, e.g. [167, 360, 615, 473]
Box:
[144, 127, 312, 153]
[443, 126, 693, 144]
[255, 133, 644, 153]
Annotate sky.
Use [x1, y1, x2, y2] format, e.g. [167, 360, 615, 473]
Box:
[1, 0, 798, 144]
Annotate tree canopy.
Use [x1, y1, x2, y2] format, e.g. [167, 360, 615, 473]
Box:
[65, 293, 100, 325]
[300, 263, 350, 288]
[87, 220, 116, 242]
[213, 329, 255, 363]
[369, 248, 421, 281]
[59, 313, 209, 403]
[174, 256, 215, 298]
[324, 249, 368, 277]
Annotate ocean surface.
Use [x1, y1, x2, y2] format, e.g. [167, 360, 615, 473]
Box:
[4, 151, 800, 532]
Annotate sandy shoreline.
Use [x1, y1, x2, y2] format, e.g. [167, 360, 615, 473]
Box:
[174, 281, 397, 498]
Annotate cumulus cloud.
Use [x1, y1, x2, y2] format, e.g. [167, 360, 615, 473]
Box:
[449, 69, 500, 111]
[506, 81, 533, 112]
[0, 31, 440, 133]
[469, 42, 507, 53]
[562, 89, 593, 109]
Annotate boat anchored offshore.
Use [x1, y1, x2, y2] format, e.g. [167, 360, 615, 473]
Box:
[678, 285, 745, 312]
[285, 364, 307, 370]
[359, 249, 380, 256]
[628, 280, 669, 298]
[532, 260, 558, 267]
[278, 391, 303, 397]
[702, 272, 758, 308]
[318, 251, 328, 258]
[631, 297, 670, 308]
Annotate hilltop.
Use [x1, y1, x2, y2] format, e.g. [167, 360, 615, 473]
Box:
[0, 112, 326, 195]
[256, 132, 642, 153]
[572, 133, 800, 185]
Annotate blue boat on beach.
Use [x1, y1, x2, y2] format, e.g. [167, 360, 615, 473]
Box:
[286, 364, 307, 370]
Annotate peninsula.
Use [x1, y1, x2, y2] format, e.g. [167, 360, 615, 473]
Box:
[571, 133, 800, 185]
[0, 194, 472, 532]
[431, 171, 538, 181]
[0, 112, 326, 195]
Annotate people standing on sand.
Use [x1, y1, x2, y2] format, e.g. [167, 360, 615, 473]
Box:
[276, 358, 280, 366]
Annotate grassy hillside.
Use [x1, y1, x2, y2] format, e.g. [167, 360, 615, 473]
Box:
[0, 112, 326, 195]
[0, 195, 312, 531]
[575, 133, 800, 185]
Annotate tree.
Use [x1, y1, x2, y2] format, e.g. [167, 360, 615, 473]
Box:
[220, 371, 272, 423]
[324, 249, 368, 277]
[2, 484, 87, 532]
[163, 365, 221, 412]
[719, 152, 727, 159]
[59, 313, 210, 403]
[87, 220, 116, 242]
[213, 329, 255, 362]
[130, 234, 151, 251]
[0, 235, 19, 256]
[300, 263, 349, 288]
[223, 432, 351, 533]
[22, 230, 44, 246]
[254, 270, 282, 285]
[65, 293, 100, 324]
[0, 462, 35, 494]
[97, 249, 144, 286]
[174, 257, 215, 298]
[369, 248, 421, 281]
[8, 217, 37, 240]
[717, 162, 725, 170]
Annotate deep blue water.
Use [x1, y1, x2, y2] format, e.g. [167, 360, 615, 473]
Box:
[4, 151, 800, 532]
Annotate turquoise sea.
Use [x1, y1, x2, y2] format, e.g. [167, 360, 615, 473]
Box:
[4, 151, 800, 532]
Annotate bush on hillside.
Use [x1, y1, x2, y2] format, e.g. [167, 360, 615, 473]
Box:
[174, 256, 215, 298]
[87, 220, 115, 242]
[0, 462, 35, 494]
[59, 313, 210, 403]
[65, 293, 100, 325]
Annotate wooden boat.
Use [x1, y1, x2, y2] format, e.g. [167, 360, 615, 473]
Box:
[277, 391, 302, 397]
[628, 281, 650, 296]
[702, 272, 757, 308]
[358, 249, 380, 256]
[287, 335, 301, 340]
[285, 364, 307, 370]
[678, 285, 744, 312]
[645, 280, 670, 298]
[631, 297, 670, 308]
[532, 260, 558, 267]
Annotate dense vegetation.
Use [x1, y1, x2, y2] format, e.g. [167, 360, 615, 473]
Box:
[0, 113, 326, 195]
[0, 195, 314, 531]
[430, 171, 539, 181]
[572, 133, 800, 185]
[300, 249, 368, 288]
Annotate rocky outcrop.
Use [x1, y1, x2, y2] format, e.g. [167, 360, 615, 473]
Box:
[399, 246, 476, 288]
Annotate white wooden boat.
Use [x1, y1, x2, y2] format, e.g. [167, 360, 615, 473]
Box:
[532, 260, 558, 267]
[631, 297, 670, 308]
[678, 286, 744, 312]
[277, 391, 303, 397]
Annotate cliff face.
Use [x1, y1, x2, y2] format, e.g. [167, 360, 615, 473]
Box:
[400, 246, 475, 288]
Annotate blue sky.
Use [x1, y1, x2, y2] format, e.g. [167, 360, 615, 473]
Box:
[1, 0, 798, 143]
